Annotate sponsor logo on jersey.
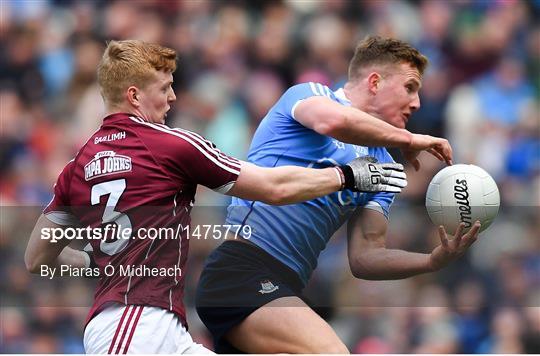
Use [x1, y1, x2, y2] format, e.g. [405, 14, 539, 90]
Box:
[353, 145, 369, 157]
[333, 139, 345, 150]
[258, 280, 279, 294]
[94, 131, 126, 144]
[84, 151, 132, 181]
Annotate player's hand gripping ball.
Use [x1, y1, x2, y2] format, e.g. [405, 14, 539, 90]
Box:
[426, 164, 500, 233]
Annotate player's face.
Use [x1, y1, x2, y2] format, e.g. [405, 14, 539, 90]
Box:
[136, 70, 176, 124]
[371, 62, 422, 129]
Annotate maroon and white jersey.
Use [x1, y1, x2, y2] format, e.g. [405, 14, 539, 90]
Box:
[44, 113, 241, 326]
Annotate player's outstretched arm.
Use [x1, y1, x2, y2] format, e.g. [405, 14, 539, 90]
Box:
[294, 96, 452, 170]
[226, 161, 341, 205]
[25, 214, 88, 273]
[226, 158, 407, 205]
[346, 208, 481, 280]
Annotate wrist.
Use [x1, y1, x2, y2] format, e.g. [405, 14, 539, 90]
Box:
[428, 251, 443, 272]
[400, 130, 415, 149]
[333, 167, 345, 190]
[337, 165, 355, 190]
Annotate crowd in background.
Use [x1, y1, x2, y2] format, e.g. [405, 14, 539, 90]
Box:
[1, 0, 539, 353]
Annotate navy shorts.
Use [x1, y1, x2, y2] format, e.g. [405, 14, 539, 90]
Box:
[195, 240, 305, 353]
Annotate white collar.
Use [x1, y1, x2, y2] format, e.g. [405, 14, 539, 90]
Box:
[334, 88, 351, 104]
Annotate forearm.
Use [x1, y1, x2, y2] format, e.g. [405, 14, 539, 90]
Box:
[351, 247, 433, 280]
[26, 246, 88, 273]
[333, 107, 413, 148]
[267, 166, 341, 205]
[57, 246, 90, 269]
[26, 249, 62, 273]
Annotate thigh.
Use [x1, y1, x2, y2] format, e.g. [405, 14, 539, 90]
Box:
[226, 296, 349, 354]
[196, 241, 303, 351]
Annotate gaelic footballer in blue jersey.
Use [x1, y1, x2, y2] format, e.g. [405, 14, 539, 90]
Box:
[196, 36, 482, 354]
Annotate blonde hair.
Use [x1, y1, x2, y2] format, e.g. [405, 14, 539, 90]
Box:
[348, 36, 428, 80]
[97, 40, 177, 106]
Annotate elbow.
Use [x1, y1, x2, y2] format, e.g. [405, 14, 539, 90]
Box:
[349, 257, 380, 280]
[313, 114, 346, 137]
[350, 267, 380, 281]
[350, 265, 371, 280]
[24, 255, 41, 274]
[261, 185, 291, 206]
[24, 248, 44, 274]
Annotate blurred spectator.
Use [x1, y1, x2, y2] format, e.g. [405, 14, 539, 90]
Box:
[479, 307, 525, 353]
[475, 56, 535, 127]
[453, 279, 491, 353]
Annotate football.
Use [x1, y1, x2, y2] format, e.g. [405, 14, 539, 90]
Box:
[426, 164, 500, 233]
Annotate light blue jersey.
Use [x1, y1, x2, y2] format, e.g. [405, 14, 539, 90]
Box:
[226, 82, 396, 286]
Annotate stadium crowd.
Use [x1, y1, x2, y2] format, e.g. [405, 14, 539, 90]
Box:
[1, 0, 539, 353]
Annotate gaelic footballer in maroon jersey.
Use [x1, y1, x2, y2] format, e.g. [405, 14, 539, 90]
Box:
[44, 113, 241, 327]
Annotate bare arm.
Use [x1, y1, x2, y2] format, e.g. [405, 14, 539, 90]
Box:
[346, 208, 481, 280]
[295, 96, 413, 147]
[25, 214, 88, 273]
[295, 96, 453, 169]
[347, 208, 432, 280]
[226, 161, 341, 205]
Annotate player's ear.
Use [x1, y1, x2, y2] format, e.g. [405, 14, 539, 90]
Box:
[367, 72, 381, 94]
[127, 86, 140, 107]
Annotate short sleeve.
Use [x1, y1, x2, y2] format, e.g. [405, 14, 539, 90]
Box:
[43, 160, 80, 226]
[278, 82, 336, 120]
[364, 192, 395, 219]
[363, 148, 397, 218]
[162, 128, 241, 193]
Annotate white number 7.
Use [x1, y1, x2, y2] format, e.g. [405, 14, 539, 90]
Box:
[91, 179, 132, 255]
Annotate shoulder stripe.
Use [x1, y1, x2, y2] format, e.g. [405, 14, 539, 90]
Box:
[130, 116, 143, 124]
[309, 82, 333, 98]
[163, 126, 241, 169]
[129, 117, 240, 175]
[167, 126, 241, 168]
[316, 83, 325, 96]
[317, 83, 330, 98]
[309, 82, 320, 96]
[131, 117, 241, 169]
[324, 86, 332, 97]
[131, 117, 241, 174]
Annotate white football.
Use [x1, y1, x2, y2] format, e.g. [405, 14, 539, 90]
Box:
[426, 164, 500, 233]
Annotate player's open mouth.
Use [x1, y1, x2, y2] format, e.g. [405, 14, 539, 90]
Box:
[401, 113, 410, 123]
